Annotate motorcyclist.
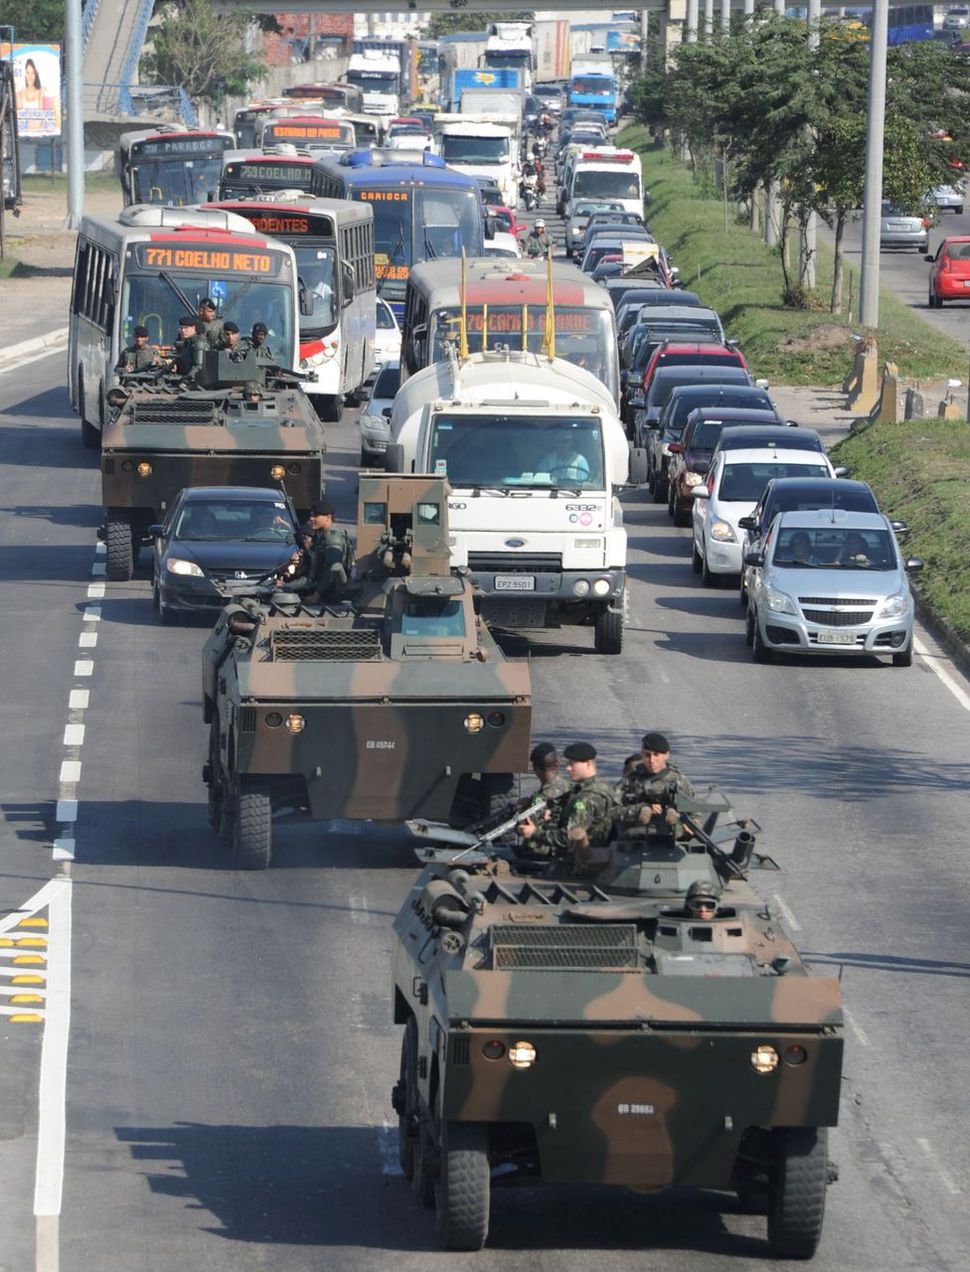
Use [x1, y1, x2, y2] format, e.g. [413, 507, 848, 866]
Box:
[525, 218, 552, 258]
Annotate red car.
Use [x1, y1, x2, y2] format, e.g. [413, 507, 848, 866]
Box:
[486, 205, 526, 238]
[927, 236, 970, 306]
[641, 341, 748, 398]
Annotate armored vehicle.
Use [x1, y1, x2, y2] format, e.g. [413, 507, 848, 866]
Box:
[202, 475, 532, 868]
[391, 791, 843, 1258]
[101, 349, 325, 581]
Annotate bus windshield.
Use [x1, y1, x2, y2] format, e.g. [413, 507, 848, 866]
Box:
[574, 169, 642, 200]
[430, 306, 617, 400]
[121, 272, 294, 355]
[441, 135, 510, 166]
[572, 77, 614, 96]
[362, 186, 482, 296]
[428, 415, 606, 490]
[130, 156, 224, 205]
[294, 243, 337, 335]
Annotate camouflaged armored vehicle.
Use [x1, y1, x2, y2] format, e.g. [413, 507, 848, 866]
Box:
[391, 790, 843, 1259]
[201, 475, 532, 869]
[101, 349, 325, 581]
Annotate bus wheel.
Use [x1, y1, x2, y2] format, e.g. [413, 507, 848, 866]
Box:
[78, 370, 100, 449]
[105, 510, 134, 581]
[319, 394, 344, 423]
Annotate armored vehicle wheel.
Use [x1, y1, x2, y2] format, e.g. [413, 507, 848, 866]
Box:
[594, 606, 623, 655]
[206, 720, 223, 834]
[412, 1120, 435, 1207]
[105, 511, 134, 581]
[434, 1122, 490, 1251]
[397, 1018, 419, 1180]
[767, 1127, 828, 1260]
[234, 780, 273, 870]
[752, 619, 772, 664]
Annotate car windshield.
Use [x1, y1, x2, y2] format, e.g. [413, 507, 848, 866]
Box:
[670, 391, 771, 426]
[173, 499, 295, 541]
[428, 414, 605, 489]
[773, 527, 895, 570]
[719, 462, 830, 502]
[376, 302, 397, 330]
[372, 364, 400, 398]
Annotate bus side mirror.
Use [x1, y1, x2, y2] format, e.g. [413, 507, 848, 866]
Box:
[484, 217, 495, 241]
[342, 263, 355, 306]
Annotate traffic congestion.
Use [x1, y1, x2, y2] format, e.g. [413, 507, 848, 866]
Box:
[1, 12, 969, 1272]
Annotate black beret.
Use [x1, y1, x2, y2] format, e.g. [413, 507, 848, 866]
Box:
[178, 315, 197, 327]
[529, 741, 557, 764]
[641, 731, 670, 753]
[200, 297, 217, 309]
[563, 741, 596, 761]
[223, 321, 240, 334]
[252, 322, 269, 335]
[133, 325, 149, 338]
[310, 499, 335, 518]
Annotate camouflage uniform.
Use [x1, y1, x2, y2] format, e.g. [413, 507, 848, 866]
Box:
[200, 316, 225, 348]
[613, 762, 693, 836]
[290, 525, 354, 601]
[115, 342, 158, 374]
[525, 775, 615, 859]
[172, 335, 201, 378]
[240, 336, 273, 359]
[525, 230, 552, 258]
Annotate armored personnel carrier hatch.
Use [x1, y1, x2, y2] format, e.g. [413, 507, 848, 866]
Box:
[101, 349, 325, 581]
[392, 792, 842, 1258]
[202, 474, 532, 869]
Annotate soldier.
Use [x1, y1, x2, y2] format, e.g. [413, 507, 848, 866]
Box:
[242, 380, 263, 405]
[524, 217, 552, 259]
[197, 298, 225, 347]
[280, 499, 354, 603]
[529, 741, 570, 802]
[241, 321, 273, 359]
[216, 321, 243, 357]
[517, 741, 614, 864]
[614, 731, 694, 836]
[684, 880, 720, 920]
[171, 316, 201, 378]
[115, 325, 159, 374]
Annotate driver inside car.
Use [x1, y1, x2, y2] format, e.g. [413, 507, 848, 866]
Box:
[536, 435, 590, 483]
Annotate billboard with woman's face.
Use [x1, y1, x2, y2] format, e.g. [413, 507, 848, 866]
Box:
[0, 44, 62, 137]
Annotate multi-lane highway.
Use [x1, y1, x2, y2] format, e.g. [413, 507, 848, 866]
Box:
[1, 250, 969, 1272]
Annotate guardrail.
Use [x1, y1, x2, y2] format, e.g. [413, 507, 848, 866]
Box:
[81, 0, 101, 50]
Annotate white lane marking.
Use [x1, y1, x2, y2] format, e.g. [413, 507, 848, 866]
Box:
[377, 1120, 404, 1177]
[349, 893, 370, 925]
[54, 800, 77, 823]
[0, 984, 46, 997]
[0, 884, 62, 936]
[83, 606, 101, 622]
[842, 1005, 871, 1047]
[0, 1004, 47, 1018]
[914, 635, 970, 713]
[86, 583, 105, 599]
[52, 839, 75, 862]
[73, 660, 93, 677]
[78, 632, 97, 649]
[916, 1137, 962, 1196]
[90, 562, 105, 577]
[58, 761, 81, 785]
[68, 690, 89, 710]
[771, 894, 802, 932]
[62, 724, 85, 747]
[34, 879, 72, 1219]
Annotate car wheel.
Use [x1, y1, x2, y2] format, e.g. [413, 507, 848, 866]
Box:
[739, 573, 748, 606]
[745, 606, 755, 646]
[892, 644, 913, 667]
[645, 464, 655, 494]
[691, 539, 702, 574]
[701, 552, 718, 588]
[752, 618, 772, 664]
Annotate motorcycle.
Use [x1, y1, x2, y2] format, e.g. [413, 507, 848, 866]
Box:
[519, 171, 538, 211]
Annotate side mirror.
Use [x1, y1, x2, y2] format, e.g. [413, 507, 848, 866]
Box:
[147, 524, 164, 537]
[754, 377, 770, 389]
[381, 406, 392, 417]
[726, 338, 740, 351]
[627, 446, 648, 485]
[738, 515, 756, 531]
[743, 551, 765, 567]
[891, 519, 910, 541]
[905, 556, 924, 572]
[924, 252, 934, 262]
[691, 486, 710, 499]
[668, 442, 684, 455]
[384, 442, 405, 473]
[833, 465, 848, 477]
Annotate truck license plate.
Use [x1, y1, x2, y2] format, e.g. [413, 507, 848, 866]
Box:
[494, 575, 535, 591]
[817, 630, 856, 645]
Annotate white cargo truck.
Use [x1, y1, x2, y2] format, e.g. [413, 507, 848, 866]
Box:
[385, 351, 636, 653]
[436, 118, 517, 208]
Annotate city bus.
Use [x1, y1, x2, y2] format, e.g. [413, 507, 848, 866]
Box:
[212, 198, 376, 420]
[68, 205, 299, 447]
[283, 82, 364, 113]
[310, 150, 487, 319]
[256, 115, 356, 154]
[118, 128, 235, 206]
[401, 258, 620, 407]
[219, 151, 318, 199]
[232, 101, 287, 149]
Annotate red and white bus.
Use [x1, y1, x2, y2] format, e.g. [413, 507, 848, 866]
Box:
[68, 205, 299, 447]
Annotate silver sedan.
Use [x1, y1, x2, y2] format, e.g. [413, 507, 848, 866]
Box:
[880, 202, 930, 250]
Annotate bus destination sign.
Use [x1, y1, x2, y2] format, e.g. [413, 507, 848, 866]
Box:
[135, 244, 281, 274]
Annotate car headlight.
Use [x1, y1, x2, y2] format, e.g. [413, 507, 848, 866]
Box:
[508, 1040, 537, 1069]
[879, 592, 909, 618]
[709, 518, 737, 543]
[766, 586, 797, 615]
[684, 472, 703, 488]
[166, 558, 204, 577]
[570, 226, 582, 236]
[751, 1044, 779, 1075]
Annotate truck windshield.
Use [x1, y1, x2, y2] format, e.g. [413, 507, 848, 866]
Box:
[441, 135, 510, 165]
[347, 71, 398, 92]
[574, 169, 641, 201]
[428, 415, 605, 490]
[572, 77, 613, 95]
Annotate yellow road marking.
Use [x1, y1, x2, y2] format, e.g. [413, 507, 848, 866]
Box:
[13, 955, 46, 965]
[12, 975, 46, 984]
[18, 916, 49, 928]
[16, 937, 48, 947]
[10, 1013, 44, 1023]
[11, 994, 44, 1004]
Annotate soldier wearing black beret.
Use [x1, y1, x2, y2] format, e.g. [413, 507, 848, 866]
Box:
[614, 730, 694, 836]
[518, 741, 615, 868]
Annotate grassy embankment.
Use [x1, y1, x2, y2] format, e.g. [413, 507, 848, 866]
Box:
[618, 126, 967, 387]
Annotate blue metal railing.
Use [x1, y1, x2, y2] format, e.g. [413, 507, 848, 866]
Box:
[177, 87, 198, 129]
[119, 0, 154, 96]
[81, 0, 101, 49]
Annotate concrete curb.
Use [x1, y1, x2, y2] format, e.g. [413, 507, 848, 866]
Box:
[913, 586, 970, 680]
[0, 328, 69, 374]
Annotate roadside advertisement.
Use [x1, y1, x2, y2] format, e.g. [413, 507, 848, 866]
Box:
[0, 43, 62, 137]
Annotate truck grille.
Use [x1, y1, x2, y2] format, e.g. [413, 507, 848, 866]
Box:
[489, 922, 639, 971]
[130, 399, 220, 425]
[449, 1036, 470, 1066]
[269, 628, 382, 661]
[802, 608, 874, 626]
[468, 552, 562, 573]
[238, 706, 257, 733]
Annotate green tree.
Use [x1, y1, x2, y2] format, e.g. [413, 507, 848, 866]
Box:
[0, 0, 63, 44]
[140, 0, 266, 109]
[422, 12, 533, 40]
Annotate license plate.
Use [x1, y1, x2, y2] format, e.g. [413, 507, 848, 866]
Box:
[494, 575, 535, 592]
[817, 630, 856, 645]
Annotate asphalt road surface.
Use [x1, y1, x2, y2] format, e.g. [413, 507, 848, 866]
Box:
[1, 248, 969, 1272]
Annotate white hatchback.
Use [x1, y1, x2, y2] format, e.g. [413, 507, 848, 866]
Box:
[691, 445, 834, 586]
[373, 297, 401, 371]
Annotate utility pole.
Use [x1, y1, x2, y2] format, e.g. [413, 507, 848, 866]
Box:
[65, 0, 84, 228]
[860, 0, 888, 329]
[802, 0, 821, 291]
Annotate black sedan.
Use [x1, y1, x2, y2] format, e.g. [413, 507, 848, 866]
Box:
[150, 486, 301, 624]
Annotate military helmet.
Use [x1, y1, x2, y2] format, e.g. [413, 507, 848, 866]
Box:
[686, 880, 720, 911]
